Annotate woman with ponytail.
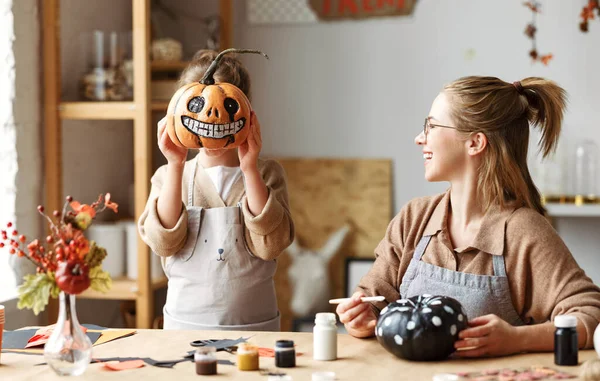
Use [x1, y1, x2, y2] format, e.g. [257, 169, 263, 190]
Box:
[337, 76, 600, 357]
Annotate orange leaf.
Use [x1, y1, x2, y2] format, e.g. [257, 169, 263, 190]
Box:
[103, 360, 145, 371]
[540, 54, 553, 65]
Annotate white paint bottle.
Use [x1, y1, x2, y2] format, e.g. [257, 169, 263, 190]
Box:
[313, 313, 337, 361]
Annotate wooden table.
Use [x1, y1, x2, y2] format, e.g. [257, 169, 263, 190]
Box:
[1, 329, 597, 380]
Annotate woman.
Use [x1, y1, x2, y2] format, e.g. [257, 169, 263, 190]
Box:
[337, 76, 600, 357]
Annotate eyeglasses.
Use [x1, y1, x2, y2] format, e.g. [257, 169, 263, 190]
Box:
[423, 117, 457, 137]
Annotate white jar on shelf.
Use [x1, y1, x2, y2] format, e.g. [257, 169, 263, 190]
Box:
[120, 220, 164, 280]
[85, 222, 125, 278]
[574, 139, 599, 203]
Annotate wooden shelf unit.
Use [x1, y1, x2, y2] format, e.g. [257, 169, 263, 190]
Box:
[546, 203, 600, 218]
[42, 0, 233, 328]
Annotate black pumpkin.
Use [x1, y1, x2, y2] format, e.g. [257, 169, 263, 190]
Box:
[375, 295, 468, 361]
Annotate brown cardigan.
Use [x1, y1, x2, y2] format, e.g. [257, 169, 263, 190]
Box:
[138, 156, 294, 261]
[358, 190, 600, 348]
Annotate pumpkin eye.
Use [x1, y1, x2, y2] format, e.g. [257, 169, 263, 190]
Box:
[224, 98, 239, 114]
[188, 97, 205, 113]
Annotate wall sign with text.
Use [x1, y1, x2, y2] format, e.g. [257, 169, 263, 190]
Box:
[247, 0, 417, 25]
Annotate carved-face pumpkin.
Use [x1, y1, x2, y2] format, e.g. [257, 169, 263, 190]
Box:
[375, 295, 468, 361]
[166, 48, 268, 150]
[166, 82, 251, 149]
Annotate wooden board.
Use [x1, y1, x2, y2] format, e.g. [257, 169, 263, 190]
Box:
[272, 158, 392, 330]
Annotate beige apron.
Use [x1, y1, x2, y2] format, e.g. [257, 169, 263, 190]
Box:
[163, 158, 280, 331]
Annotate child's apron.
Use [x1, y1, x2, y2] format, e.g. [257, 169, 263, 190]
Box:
[163, 157, 280, 331]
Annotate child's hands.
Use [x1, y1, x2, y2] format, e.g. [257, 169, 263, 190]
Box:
[336, 292, 378, 338]
[157, 117, 187, 166]
[238, 112, 262, 173]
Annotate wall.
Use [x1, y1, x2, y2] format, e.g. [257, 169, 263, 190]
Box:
[0, 0, 42, 327]
[232, 0, 600, 283]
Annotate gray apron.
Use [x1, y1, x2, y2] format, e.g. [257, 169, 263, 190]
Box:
[163, 158, 280, 331]
[399, 235, 524, 326]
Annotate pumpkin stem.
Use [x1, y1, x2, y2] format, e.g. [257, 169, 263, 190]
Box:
[199, 48, 269, 85]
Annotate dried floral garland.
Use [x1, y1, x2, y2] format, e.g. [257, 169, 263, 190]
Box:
[523, 1, 599, 65]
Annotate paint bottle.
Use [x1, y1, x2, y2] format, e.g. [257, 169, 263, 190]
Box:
[554, 315, 578, 366]
[313, 312, 337, 361]
[275, 340, 296, 368]
[194, 346, 217, 375]
[237, 343, 259, 371]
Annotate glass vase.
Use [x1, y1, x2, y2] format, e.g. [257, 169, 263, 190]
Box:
[44, 291, 92, 376]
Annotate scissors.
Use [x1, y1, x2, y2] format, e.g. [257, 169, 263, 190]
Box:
[189, 339, 237, 353]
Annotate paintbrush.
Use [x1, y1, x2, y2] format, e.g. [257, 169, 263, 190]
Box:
[328, 296, 385, 304]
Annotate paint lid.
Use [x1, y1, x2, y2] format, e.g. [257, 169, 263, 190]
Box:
[275, 340, 294, 348]
[554, 315, 578, 328]
[195, 346, 216, 361]
[432, 374, 459, 381]
[312, 372, 335, 381]
[237, 343, 258, 354]
[315, 312, 336, 325]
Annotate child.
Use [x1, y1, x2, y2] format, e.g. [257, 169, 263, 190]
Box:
[138, 50, 294, 331]
[337, 76, 600, 356]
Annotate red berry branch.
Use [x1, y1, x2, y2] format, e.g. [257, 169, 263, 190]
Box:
[1, 194, 118, 314]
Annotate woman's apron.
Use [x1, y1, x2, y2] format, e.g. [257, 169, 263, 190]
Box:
[399, 235, 524, 326]
[163, 158, 280, 330]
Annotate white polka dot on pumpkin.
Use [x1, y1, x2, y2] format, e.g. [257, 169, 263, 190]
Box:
[381, 306, 389, 315]
[430, 300, 442, 305]
[450, 324, 457, 336]
[394, 335, 403, 345]
[407, 321, 416, 330]
[432, 316, 442, 327]
[421, 308, 432, 313]
[458, 314, 464, 322]
[384, 317, 392, 326]
[398, 299, 408, 304]
[377, 327, 382, 336]
[443, 306, 454, 314]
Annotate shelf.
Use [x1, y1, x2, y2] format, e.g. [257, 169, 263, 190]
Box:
[78, 276, 168, 300]
[151, 60, 190, 72]
[545, 203, 600, 217]
[151, 101, 169, 112]
[58, 102, 136, 120]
